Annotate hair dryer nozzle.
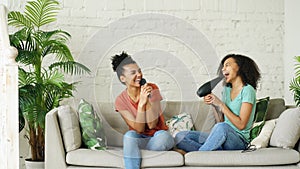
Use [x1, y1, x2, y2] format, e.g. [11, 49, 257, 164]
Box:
[196, 76, 223, 97]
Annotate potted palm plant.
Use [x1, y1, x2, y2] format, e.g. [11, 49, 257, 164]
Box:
[290, 56, 300, 106]
[8, 0, 90, 167]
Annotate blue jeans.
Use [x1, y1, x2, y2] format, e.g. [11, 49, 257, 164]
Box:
[175, 122, 248, 152]
[123, 130, 174, 169]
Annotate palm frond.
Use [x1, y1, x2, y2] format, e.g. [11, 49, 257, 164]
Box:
[290, 77, 300, 106]
[40, 29, 71, 42]
[10, 28, 35, 51]
[42, 70, 64, 87]
[42, 40, 73, 61]
[16, 50, 40, 66]
[25, 0, 59, 29]
[8, 11, 32, 28]
[19, 68, 36, 87]
[290, 56, 300, 106]
[19, 85, 38, 123]
[49, 61, 91, 75]
[43, 82, 75, 111]
[294, 56, 300, 77]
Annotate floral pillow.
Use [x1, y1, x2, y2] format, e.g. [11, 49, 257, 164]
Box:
[166, 112, 195, 137]
[78, 99, 107, 150]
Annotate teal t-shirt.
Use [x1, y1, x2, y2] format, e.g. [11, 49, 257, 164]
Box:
[222, 84, 256, 143]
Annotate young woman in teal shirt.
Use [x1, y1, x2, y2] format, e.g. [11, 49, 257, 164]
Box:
[175, 54, 261, 152]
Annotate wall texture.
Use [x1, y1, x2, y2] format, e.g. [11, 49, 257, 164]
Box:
[6, 0, 287, 168]
[9, 0, 286, 103]
[53, 0, 285, 103]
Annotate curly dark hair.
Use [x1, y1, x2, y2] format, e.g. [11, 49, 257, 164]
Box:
[111, 51, 136, 84]
[217, 54, 261, 90]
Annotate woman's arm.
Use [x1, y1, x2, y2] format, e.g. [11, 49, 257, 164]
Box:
[219, 102, 252, 130]
[204, 93, 252, 130]
[118, 105, 147, 133]
[116, 84, 151, 133]
[145, 101, 160, 129]
[211, 104, 224, 122]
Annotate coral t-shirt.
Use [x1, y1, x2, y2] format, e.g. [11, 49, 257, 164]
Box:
[115, 83, 168, 136]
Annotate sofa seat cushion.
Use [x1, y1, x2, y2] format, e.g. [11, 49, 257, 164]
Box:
[66, 147, 184, 168]
[184, 148, 300, 166]
[66, 148, 124, 168]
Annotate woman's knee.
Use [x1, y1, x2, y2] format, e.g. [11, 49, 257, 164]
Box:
[174, 131, 189, 143]
[213, 123, 231, 134]
[150, 130, 174, 150]
[155, 130, 173, 142]
[124, 130, 140, 139]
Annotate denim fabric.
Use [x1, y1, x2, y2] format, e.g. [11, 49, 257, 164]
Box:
[123, 130, 174, 169]
[175, 122, 248, 152]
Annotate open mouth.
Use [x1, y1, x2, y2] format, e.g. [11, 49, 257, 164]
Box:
[223, 72, 229, 78]
[135, 78, 141, 83]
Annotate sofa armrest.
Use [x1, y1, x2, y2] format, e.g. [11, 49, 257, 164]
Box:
[45, 108, 67, 169]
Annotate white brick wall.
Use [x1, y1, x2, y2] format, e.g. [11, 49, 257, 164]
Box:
[7, 1, 286, 100]
[9, 0, 286, 105]
[9, 0, 288, 168]
[54, 0, 285, 103]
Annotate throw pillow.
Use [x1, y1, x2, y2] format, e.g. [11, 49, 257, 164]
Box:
[166, 112, 195, 137]
[250, 119, 277, 149]
[78, 99, 107, 150]
[57, 105, 82, 152]
[270, 107, 300, 149]
[250, 97, 270, 141]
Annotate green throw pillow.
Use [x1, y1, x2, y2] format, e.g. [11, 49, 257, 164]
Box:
[78, 99, 107, 150]
[250, 97, 270, 141]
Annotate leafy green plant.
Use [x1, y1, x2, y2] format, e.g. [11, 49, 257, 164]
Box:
[290, 56, 300, 106]
[8, 0, 90, 161]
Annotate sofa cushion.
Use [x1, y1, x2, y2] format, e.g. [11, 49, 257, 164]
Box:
[66, 148, 123, 168]
[162, 101, 213, 132]
[250, 119, 277, 149]
[270, 107, 300, 149]
[57, 105, 81, 152]
[184, 148, 300, 166]
[66, 148, 184, 168]
[265, 98, 286, 120]
[250, 97, 270, 141]
[96, 102, 126, 147]
[78, 99, 107, 150]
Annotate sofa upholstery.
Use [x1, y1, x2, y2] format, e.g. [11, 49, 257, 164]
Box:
[45, 98, 300, 169]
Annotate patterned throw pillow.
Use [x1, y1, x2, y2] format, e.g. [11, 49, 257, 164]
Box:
[78, 99, 107, 150]
[250, 97, 270, 141]
[166, 112, 195, 137]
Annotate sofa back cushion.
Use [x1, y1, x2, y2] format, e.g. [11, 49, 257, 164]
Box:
[265, 98, 286, 120]
[96, 102, 126, 147]
[94, 98, 288, 147]
[57, 105, 82, 152]
[96, 101, 213, 147]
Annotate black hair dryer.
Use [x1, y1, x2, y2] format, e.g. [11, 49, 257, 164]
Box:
[196, 76, 223, 97]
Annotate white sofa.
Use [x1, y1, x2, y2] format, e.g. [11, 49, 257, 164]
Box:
[45, 98, 300, 169]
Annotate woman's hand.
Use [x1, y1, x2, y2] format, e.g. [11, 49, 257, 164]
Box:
[204, 93, 222, 107]
[139, 84, 152, 106]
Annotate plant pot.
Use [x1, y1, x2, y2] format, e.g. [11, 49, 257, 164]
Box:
[25, 160, 44, 169]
